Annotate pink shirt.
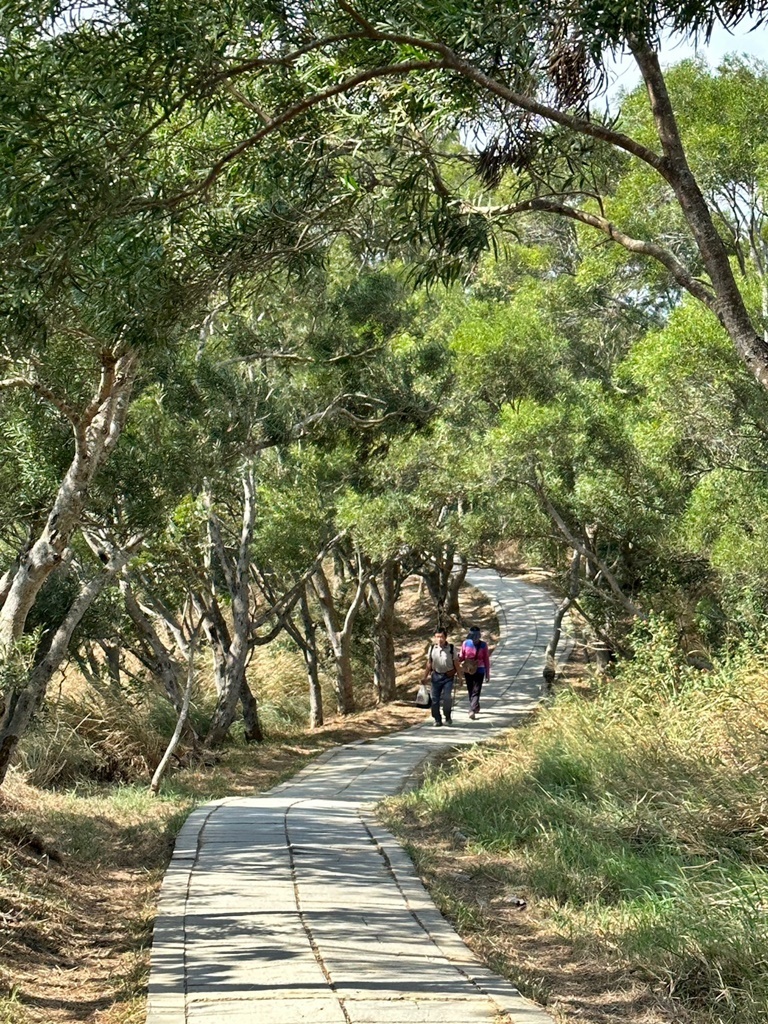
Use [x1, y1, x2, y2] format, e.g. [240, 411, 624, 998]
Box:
[460, 640, 490, 677]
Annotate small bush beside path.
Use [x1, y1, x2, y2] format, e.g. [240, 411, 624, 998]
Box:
[380, 622, 768, 1024]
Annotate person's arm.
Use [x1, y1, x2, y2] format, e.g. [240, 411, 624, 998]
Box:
[481, 644, 490, 679]
[454, 651, 464, 678]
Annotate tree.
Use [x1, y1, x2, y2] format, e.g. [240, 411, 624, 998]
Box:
[124, 1, 768, 387]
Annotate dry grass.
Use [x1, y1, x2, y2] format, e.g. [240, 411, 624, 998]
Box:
[0, 579, 497, 1023]
[380, 628, 768, 1024]
[0, 777, 170, 1024]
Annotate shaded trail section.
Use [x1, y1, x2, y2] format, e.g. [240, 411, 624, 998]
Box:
[147, 570, 570, 1024]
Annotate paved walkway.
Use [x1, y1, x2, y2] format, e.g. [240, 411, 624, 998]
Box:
[146, 569, 570, 1024]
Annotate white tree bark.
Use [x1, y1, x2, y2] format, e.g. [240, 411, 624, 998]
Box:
[202, 467, 259, 747]
[312, 554, 368, 715]
[368, 561, 399, 704]
[0, 351, 137, 647]
[544, 548, 581, 687]
[150, 623, 200, 795]
[0, 538, 141, 784]
[282, 588, 323, 727]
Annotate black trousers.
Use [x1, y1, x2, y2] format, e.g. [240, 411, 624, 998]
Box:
[464, 670, 485, 713]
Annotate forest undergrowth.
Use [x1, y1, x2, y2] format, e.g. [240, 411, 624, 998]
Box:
[381, 619, 768, 1024]
[0, 580, 495, 1023]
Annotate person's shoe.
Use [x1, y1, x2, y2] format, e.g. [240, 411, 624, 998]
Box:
[433, 720, 443, 727]
[445, 716, 453, 726]
[468, 712, 477, 719]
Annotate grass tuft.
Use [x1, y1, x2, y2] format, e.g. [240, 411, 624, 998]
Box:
[383, 630, 768, 1023]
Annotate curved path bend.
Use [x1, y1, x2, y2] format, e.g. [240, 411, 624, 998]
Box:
[146, 570, 570, 1024]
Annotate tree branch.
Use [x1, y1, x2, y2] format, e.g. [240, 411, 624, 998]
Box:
[0, 377, 80, 425]
[336, 3, 667, 173]
[530, 476, 644, 621]
[80, 351, 117, 429]
[465, 196, 717, 308]
[212, 32, 372, 83]
[169, 59, 448, 206]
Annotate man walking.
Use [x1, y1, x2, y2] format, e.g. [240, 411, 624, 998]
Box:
[423, 628, 462, 726]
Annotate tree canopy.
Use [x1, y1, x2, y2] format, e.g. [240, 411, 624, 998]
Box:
[3, 2, 768, 786]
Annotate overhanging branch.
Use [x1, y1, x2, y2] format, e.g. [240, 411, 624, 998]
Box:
[465, 196, 717, 308]
[336, 2, 667, 174]
[169, 59, 448, 206]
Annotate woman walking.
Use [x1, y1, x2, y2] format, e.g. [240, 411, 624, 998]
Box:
[460, 625, 490, 720]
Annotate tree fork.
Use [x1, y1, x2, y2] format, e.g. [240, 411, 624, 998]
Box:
[0, 351, 136, 647]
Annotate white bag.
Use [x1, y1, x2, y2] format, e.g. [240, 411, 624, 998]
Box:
[415, 682, 431, 708]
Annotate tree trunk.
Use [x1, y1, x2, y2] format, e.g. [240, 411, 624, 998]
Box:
[335, 638, 355, 716]
[197, 595, 242, 747]
[282, 588, 323, 728]
[0, 352, 136, 647]
[98, 641, 121, 688]
[300, 591, 323, 728]
[121, 582, 186, 712]
[419, 544, 457, 629]
[446, 555, 467, 625]
[0, 541, 140, 786]
[202, 468, 256, 748]
[239, 678, 263, 743]
[120, 581, 202, 748]
[421, 572, 444, 628]
[544, 548, 580, 687]
[312, 559, 367, 716]
[630, 41, 768, 392]
[369, 562, 397, 704]
[306, 651, 322, 726]
[150, 630, 198, 795]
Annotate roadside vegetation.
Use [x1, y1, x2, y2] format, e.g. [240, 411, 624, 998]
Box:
[0, 581, 496, 1024]
[5, 5, 768, 1024]
[381, 620, 768, 1024]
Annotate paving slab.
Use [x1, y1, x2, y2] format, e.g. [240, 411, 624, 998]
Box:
[146, 570, 573, 1024]
[340, 998, 496, 1023]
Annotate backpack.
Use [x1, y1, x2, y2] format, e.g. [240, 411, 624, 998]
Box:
[462, 639, 480, 674]
[462, 638, 487, 671]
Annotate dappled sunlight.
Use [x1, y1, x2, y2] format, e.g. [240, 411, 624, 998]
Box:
[147, 572, 562, 1023]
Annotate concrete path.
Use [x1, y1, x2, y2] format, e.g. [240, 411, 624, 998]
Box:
[146, 569, 570, 1024]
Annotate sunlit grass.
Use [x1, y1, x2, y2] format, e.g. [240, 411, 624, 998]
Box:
[384, 637, 768, 1022]
[0, 995, 32, 1024]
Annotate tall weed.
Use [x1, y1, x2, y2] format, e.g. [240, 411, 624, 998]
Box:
[17, 683, 179, 788]
[397, 623, 768, 1022]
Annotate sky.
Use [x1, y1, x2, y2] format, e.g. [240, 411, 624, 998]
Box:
[606, 19, 768, 99]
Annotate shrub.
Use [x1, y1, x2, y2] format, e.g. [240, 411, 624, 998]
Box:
[393, 630, 768, 1022]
